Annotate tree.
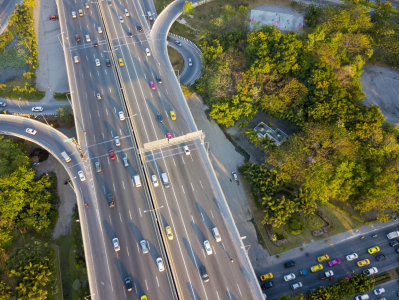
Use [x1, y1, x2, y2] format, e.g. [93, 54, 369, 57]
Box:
[182, 1, 194, 15]
[56, 105, 74, 125]
[0, 84, 6, 91]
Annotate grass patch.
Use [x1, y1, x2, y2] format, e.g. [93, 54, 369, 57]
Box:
[54, 92, 69, 101]
[169, 22, 198, 43]
[0, 47, 27, 69]
[306, 214, 324, 231]
[50, 244, 63, 300]
[0, 74, 45, 101]
[168, 46, 184, 73]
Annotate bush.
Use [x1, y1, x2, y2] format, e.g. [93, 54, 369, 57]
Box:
[306, 214, 324, 231]
[286, 214, 305, 235]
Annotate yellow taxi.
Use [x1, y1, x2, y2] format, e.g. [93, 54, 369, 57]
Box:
[368, 246, 380, 254]
[310, 264, 323, 272]
[357, 259, 370, 267]
[260, 273, 273, 281]
[317, 254, 329, 262]
[141, 296, 147, 300]
[170, 110, 176, 120]
[118, 58, 124, 66]
[165, 226, 174, 240]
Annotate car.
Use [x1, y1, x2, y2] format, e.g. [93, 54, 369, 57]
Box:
[204, 240, 212, 255]
[152, 175, 159, 187]
[125, 277, 132, 291]
[260, 273, 273, 281]
[283, 273, 295, 282]
[354, 294, 369, 300]
[318, 270, 334, 279]
[112, 238, 120, 251]
[140, 240, 149, 254]
[170, 110, 176, 120]
[284, 261, 296, 268]
[118, 15, 124, 23]
[77, 171, 85, 181]
[390, 240, 399, 247]
[93, 40, 98, 47]
[72, 11, 76, 18]
[376, 254, 386, 261]
[363, 267, 378, 276]
[26, 128, 37, 135]
[124, 8, 129, 16]
[149, 80, 156, 90]
[156, 257, 164, 272]
[85, 2, 89, 8]
[145, 48, 151, 56]
[156, 112, 163, 122]
[175, 40, 182, 47]
[128, 30, 133, 37]
[49, 15, 58, 20]
[188, 58, 192, 66]
[183, 146, 190, 155]
[327, 258, 341, 267]
[346, 253, 358, 261]
[0, 102, 6, 107]
[74, 56, 79, 63]
[165, 226, 173, 240]
[261, 281, 274, 289]
[86, 34, 91, 42]
[107, 0, 112, 6]
[317, 254, 329, 262]
[75, 34, 80, 42]
[96, 93, 101, 100]
[374, 288, 385, 295]
[109, 150, 115, 160]
[357, 259, 370, 267]
[199, 266, 209, 282]
[310, 264, 323, 272]
[166, 132, 172, 139]
[114, 136, 121, 146]
[78, 9, 83, 16]
[107, 193, 115, 208]
[95, 59, 101, 66]
[156, 75, 162, 84]
[97, 26, 102, 33]
[31, 106, 43, 112]
[137, 25, 142, 32]
[368, 246, 380, 254]
[106, 58, 111, 67]
[232, 171, 238, 181]
[291, 282, 302, 290]
[118, 58, 124, 66]
[141, 296, 147, 300]
[123, 157, 128, 167]
[118, 111, 125, 120]
[95, 162, 101, 173]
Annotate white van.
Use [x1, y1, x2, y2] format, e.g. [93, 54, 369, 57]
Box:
[61, 151, 71, 163]
[161, 173, 169, 188]
[147, 11, 153, 21]
[212, 227, 221, 242]
[133, 175, 141, 187]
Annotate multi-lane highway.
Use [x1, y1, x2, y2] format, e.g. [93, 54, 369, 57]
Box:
[54, 0, 262, 299]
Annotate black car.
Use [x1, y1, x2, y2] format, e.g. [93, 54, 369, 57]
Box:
[390, 240, 399, 247]
[199, 266, 209, 282]
[128, 30, 133, 37]
[284, 261, 296, 268]
[261, 281, 274, 290]
[93, 40, 98, 47]
[136, 25, 142, 32]
[106, 58, 111, 67]
[124, 277, 132, 291]
[75, 34, 80, 42]
[107, 193, 115, 208]
[156, 75, 162, 84]
[376, 254, 386, 261]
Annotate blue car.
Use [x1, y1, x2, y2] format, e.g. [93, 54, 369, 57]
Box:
[157, 112, 163, 122]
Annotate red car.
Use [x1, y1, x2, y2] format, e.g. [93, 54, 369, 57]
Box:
[149, 80, 156, 90]
[166, 132, 172, 139]
[109, 150, 115, 160]
[328, 258, 341, 267]
[49, 15, 59, 20]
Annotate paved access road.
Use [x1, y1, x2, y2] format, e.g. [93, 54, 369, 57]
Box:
[260, 223, 399, 299]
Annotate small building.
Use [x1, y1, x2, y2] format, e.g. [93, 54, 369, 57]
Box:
[254, 122, 288, 146]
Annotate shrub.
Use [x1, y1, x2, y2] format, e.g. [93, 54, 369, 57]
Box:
[286, 214, 305, 235]
[306, 214, 324, 231]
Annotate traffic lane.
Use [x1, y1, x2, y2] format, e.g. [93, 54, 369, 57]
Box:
[0, 101, 70, 114]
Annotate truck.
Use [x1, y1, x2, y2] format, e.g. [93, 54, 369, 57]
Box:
[387, 231, 399, 239]
[318, 270, 334, 279]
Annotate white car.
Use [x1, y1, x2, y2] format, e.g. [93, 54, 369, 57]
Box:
[78, 171, 86, 181]
[156, 257, 164, 272]
[152, 175, 159, 187]
[346, 253, 358, 261]
[118, 15, 124, 23]
[123, 157, 129, 167]
[96, 93, 101, 100]
[284, 273, 296, 282]
[114, 136, 121, 146]
[86, 34, 91, 42]
[124, 8, 129, 16]
[31, 106, 43, 112]
[204, 240, 212, 255]
[354, 294, 369, 300]
[119, 111, 125, 120]
[188, 58, 192, 67]
[112, 238, 120, 251]
[363, 267, 378, 276]
[72, 11, 76, 18]
[0, 102, 6, 107]
[373, 288, 385, 295]
[232, 171, 238, 181]
[183, 146, 190, 155]
[95, 59, 101, 66]
[145, 48, 151, 56]
[26, 128, 37, 135]
[97, 26, 102, 33]
[140, 240, 149, 254]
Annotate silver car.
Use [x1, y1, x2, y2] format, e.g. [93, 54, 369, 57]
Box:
[95, 162, 101, 173]
[31, 106, 43, 112]
[112, 238, 120, 251]
[140, 240, 149, 254]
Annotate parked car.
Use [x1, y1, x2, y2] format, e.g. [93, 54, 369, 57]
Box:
[49, 15, 58, 20]
[284, 261, 296, 268]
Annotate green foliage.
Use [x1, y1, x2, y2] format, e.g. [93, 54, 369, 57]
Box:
[182, 1, 195, 15]
[287, 214, 305, 235]
[306, 214, 325, 231]
[56, 105, 74, 125]
[0, 47, 27, 69]
[53, 92, 69, 100]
